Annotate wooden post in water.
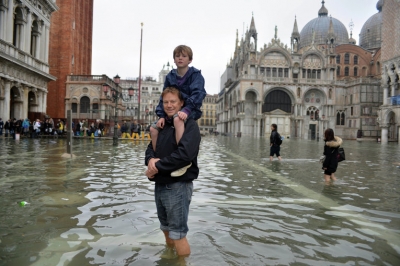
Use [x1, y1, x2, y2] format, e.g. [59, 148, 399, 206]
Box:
[62, 110, 75, 158]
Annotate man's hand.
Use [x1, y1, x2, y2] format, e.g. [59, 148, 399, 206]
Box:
[177, 111, 188, 121]
[156, 118, 165, 129]
[146, 158, 160, 179]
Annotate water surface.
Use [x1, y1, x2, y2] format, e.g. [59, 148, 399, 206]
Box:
[0, 136, 399, 265]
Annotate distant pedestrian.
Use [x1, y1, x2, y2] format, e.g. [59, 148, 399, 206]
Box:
[322, 128, 342, 182]
[269, 123, 282, 161]
[0, 118, 3, 136]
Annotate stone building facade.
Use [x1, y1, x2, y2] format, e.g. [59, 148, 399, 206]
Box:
[217, 1, 384, 141]
[0, 0, 58, 120]
[47, 0, 93, 119]
[377, 0, 400, 144]
[198, 94, 217, 135]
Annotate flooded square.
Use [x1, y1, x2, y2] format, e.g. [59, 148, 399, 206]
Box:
[0, 136, 399, 265]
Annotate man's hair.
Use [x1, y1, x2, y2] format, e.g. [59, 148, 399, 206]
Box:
[324, 128, 335, 141]
[271, 124, 277, 130]
[173, 45, 193, 60]
[162, 87, 183, 101]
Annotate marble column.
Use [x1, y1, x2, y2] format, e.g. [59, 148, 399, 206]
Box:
[390, 82, 396, 99]
[383, 85, 389, 105]
[44, 25, 50, 63]
[0, 8, 5, 39]
[381, 126, 389, 144]
[25, 9, 32, 53]
[23, 86, 29, 118]
[3, 80, 11, 120]
[6, 0, 14, 42]
[42, 90, 47, 114]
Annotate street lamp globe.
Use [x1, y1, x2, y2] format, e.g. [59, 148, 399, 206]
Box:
[114, 74, 120, 84]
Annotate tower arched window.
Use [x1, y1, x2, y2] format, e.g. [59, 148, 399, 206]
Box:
[336, 55, 341, 64]
[354, 67, 358, 77]
[336, 66, 341, 76]
[344, 67, 349, 76]
[344, 53, 350, 64]
[354, 55, 358, 65]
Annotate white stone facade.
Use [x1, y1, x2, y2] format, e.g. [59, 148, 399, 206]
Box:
[0, 0, 57, 120]
[217, 4, 383, 141]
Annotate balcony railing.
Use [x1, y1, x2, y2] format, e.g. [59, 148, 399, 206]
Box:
[0, 39, 51, 76]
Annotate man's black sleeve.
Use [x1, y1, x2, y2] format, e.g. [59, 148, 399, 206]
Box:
[155, 121, 201, 173]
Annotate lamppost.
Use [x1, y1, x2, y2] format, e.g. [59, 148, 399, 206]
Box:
[102, 75, 134, 146]
[137, 22, 143, 123]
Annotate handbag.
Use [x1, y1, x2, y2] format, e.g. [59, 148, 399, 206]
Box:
[337, 147, 345, 162]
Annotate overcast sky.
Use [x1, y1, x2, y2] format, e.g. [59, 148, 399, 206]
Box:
[92, 0, 379, 95]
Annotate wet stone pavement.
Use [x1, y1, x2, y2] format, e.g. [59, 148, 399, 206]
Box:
[0, 136, 399, 266]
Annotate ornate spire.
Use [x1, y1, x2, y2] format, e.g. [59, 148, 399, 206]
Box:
[326, 16, 337, 44]
[274, 25, 278, 40]
[328, 16, 334, 34]
[292, 16, 299, 35]
[250, 13, 256, 31]
[318, 0, 328, 17]
[236, 29, 239, 48]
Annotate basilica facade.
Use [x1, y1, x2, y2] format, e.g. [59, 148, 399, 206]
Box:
[217, 0, 398, 143]
[0, 0, 58, 120]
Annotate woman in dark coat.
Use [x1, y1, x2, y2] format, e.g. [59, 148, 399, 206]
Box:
[322, 128, 342, 182]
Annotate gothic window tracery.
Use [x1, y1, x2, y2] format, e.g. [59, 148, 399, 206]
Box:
[336, 111, 345, 125]
[306, 106, 319, 120]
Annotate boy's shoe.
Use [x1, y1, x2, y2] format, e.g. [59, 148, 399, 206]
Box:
[171, 163, 192, 177]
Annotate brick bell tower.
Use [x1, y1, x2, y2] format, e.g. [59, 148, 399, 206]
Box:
[47, 0, 94, 119]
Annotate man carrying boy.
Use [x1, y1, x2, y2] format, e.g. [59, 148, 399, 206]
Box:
[145, 87, 201, 257]
[150, 45, 206, 177]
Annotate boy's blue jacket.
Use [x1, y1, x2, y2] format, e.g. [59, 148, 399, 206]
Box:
[155, 67, 206, 120]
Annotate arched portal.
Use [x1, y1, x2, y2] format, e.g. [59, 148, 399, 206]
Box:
[243, 91, 257, 136]
[262, 89, 293, 138]
[262, 90, 291, 113]
[387, 111, 398, 141]
[28, 91, 36, 113]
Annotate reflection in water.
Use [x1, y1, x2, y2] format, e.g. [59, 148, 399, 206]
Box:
[0, 137, 399, 265]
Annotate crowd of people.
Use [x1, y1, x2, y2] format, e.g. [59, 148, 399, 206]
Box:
[119, 120, 150, 137]
[0, 117, 67, 138]
[73, 119, 105, 137]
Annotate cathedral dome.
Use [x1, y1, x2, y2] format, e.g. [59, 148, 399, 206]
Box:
[359, 1, 382, 50]
[299, 1, 349, 49]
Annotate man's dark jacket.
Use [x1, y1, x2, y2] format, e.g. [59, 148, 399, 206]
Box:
[145, 119, 201, 184]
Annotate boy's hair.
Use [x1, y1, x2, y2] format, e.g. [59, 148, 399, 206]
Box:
[173, 45, 193, 60]
[271, 124, 277, 130]
[162, 87, 183, 101]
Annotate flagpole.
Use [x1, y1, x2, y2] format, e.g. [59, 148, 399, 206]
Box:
[137, 23, 143, 123]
